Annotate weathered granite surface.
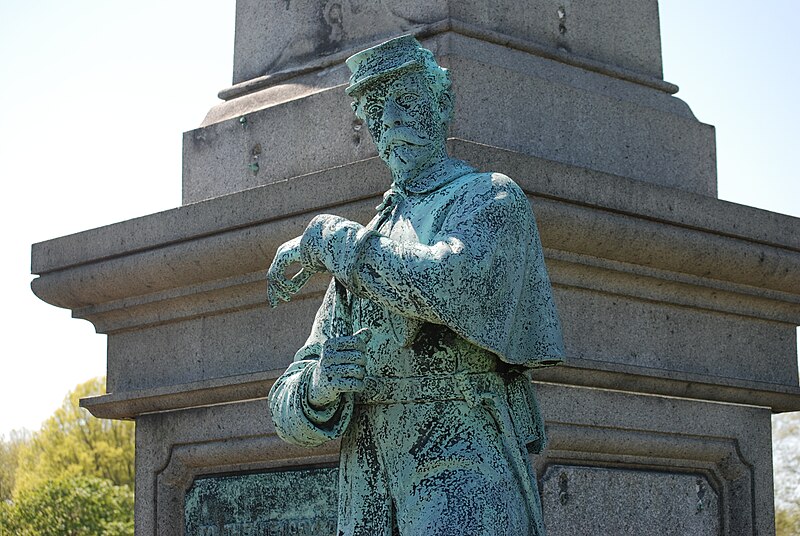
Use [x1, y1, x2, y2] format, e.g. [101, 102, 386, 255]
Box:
[542, 467, 721, 533]
[125, 382, 774, 535]
[185, 32, 715, 203]
[32, 141, 799, 533]
[32, 146, 800, 401]
[230, 0, 664, 86]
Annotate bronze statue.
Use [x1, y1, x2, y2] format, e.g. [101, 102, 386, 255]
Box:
[267, 35, 564, 535]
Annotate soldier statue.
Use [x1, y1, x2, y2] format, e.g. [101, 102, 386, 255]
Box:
[267, 35, 564, 536]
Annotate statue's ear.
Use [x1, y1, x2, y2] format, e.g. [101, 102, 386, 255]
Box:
[351, 99, 365, 123]
[438, 90, 454, 124]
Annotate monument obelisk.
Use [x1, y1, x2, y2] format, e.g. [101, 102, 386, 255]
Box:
[32, 1, 800, 534]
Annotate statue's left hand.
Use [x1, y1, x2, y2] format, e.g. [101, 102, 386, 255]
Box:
[267, 236, 318, 308]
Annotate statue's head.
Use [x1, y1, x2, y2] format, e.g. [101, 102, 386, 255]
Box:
[346, 36, 453, 179]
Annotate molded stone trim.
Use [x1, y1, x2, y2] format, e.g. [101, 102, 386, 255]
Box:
[81, 374, 800, 423]
[540, 422, 755, 535]
[155, 434, 339, 536]
[219, 20, 677, 103]
[31, 146, 800, 281]
[144, 421, 756, 535]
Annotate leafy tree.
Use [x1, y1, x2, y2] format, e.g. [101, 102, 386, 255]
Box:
[0, 499, 15, 533]
[14, 377, 134, 494]
[0, 429, 31, 502]
[774, 411, 800, 536]
[1, 377, 135, 535]
[1, 475, 133, 536]
[776, 495, 800, 536]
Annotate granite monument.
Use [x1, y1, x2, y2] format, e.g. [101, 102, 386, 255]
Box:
[30, 2, 800, 534]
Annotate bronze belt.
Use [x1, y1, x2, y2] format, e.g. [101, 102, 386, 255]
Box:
[355, 371, 505, 405]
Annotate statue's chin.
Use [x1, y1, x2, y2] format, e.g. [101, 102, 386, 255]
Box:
[386, 145, 435, 179]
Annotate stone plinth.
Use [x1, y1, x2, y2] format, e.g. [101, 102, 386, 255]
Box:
[185, 33, 715, 205]
[232, 0, 664, 85]
[32, 143, 800, 534]
[183, 1, 714, 204]
[30, 1, 800, 535]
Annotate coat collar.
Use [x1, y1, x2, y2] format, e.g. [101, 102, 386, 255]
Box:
[394, 158, 475, 195]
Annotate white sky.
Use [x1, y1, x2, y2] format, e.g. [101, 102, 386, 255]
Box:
[0, 1, 798, 438]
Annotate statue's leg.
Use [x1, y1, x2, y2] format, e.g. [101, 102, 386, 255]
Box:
[377, 400, 534, 536]
[337, 405, 395, 536]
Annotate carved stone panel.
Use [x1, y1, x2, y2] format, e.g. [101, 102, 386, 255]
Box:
[541, 465, 721, 535]
[184, 467, 338, 536]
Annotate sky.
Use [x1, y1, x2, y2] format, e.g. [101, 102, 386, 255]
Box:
[0, 2, 797, 440]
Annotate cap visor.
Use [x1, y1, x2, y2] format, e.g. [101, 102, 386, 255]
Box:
[345, 61, 422, 96]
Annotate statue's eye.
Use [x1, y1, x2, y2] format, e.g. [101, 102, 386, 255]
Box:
[364, 101, 384, 120]
[396, 92, 418, 108]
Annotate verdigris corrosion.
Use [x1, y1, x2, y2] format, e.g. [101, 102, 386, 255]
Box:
[267, 35, 564, 536]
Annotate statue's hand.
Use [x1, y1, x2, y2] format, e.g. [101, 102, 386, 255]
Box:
[267, 236, 318, 307]
[308, 328, 372, 408]
[267, 214, 359, 307]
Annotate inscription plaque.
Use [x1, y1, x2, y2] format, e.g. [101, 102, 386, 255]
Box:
[541, 465, 721, 535]
[185, 467, 338, 536]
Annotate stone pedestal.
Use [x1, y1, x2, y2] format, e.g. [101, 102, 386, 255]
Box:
[31, 2, 800, 535]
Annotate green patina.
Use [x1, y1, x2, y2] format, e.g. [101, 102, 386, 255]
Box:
[265, 35, 564, 536]
[185, 467, 338, 535]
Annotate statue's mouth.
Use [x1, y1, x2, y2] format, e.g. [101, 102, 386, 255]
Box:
[380, 128, 429, 159]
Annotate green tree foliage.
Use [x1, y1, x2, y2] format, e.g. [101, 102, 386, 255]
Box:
[14, 377, 134, 493]
[774, 411, 800, 536]
[0, 500, 15, 533]
[0, 429, 31, 502]
[0, 378, 135, 535]
[776, 500, 800, 536]
[1, 475, 133, 536]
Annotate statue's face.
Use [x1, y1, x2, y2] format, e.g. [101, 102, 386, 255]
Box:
[356, 70, 449, 178]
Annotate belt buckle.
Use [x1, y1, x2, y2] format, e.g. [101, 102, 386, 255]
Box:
[363, 376, 384, 402]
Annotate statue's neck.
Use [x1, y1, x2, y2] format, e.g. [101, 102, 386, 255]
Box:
[393, 149, 447, 185]
[393, 153, 475, 195]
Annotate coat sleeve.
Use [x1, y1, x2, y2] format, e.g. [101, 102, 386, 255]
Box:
[268, 280, 355, 447]
[301, 173, 565, 367]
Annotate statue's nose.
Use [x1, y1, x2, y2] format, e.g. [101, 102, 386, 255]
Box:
[382, 99, 405, 129]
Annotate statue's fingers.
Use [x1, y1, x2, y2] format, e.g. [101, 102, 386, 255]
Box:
[265, 252, 287, 280]
[327, 330, 371, 353]
[323, 349, 366, 368]
[270, 277, 293, 296]
[266, 255, 288, 282]
[267, 247, 302, 290]
[327, 363, 366, 381]
[267, 285, 279, 308]
[330, 377, 365, 393]
[267, 264, 297, 295]
[274, 239, 303, 272]
[285, 269, 314, 294]
[267, 283, 291, 308]
[353, 327, 372, 345]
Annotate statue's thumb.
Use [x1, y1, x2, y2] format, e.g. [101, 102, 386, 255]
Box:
[353, 327, 372, 344]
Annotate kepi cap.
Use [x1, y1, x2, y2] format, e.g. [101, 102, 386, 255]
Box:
[345, 35, 432, 96]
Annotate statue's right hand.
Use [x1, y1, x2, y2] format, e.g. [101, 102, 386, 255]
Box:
[267, 236, 318, 308]
[308, 328, 371, 408]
